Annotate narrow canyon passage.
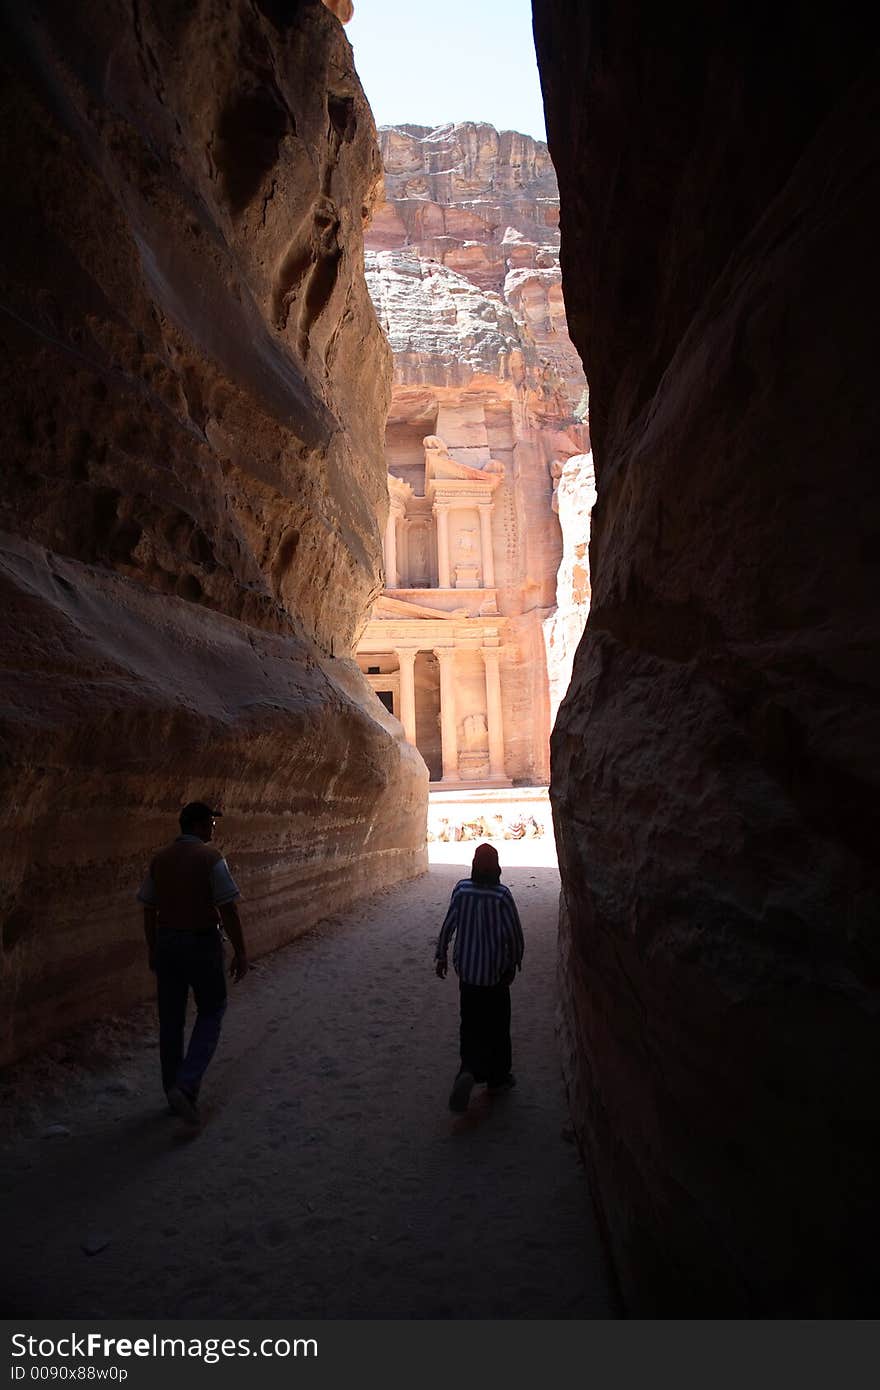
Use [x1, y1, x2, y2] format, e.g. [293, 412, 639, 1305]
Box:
[0, 851, 615, 1319]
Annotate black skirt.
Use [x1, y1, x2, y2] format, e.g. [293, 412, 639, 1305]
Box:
[458, 980, 512, 1085]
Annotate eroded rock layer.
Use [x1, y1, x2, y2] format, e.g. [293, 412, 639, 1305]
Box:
[534, 0, 880, 1312]
[0, 0, 426, 1065]
[361, 124, 588, 783]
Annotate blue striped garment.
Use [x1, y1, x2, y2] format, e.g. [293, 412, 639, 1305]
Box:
[436, 879, 525, 987]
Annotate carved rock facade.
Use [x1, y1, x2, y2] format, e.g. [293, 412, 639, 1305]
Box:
[0, 0, 425, 1065]
[358, 123, 590, 784]
[534, 0, 880, 1314]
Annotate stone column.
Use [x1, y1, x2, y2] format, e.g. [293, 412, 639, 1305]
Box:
[478, 504, 495, 588]
[481, 646, 506, 780]
[434, 647, 459, 782]
[384, 510, 398, 590]
[434, 504, 451, 588]
[395, 648, 417, 747]
[398, 519, 409, 588]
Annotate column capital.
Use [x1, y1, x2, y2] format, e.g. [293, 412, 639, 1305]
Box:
[480, 645, 501, 662]
[433, 646, 456, 663]
[432, 499, 451, 513]
[394, 646, 418, 664]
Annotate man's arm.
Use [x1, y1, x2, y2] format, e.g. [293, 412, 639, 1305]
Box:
[212, 856, 248, 981]
[435, 890, 460, 978]
[143, 906, 158, 972]
[219, 900, 249, 981]
[137, 868, 159, 972]
[503, 893, 525, 972]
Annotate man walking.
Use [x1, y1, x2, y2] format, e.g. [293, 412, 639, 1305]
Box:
[435, 842, 524, 1113]
[137, 801, 248, 1127]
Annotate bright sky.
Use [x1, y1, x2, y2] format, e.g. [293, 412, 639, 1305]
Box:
[346, 0, 547, 143]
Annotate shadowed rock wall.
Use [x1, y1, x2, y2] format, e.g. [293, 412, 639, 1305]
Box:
[0, 0, 426, 1065]
[534, 0, 880, 1313]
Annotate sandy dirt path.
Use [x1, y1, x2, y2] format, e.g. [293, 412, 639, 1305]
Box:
[0, 835, 616, 1319]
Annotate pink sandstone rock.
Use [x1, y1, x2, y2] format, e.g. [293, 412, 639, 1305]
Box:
[0, 0, 424, 1065]
[358, 124, 588, 785]
[543, 452, 596, 727]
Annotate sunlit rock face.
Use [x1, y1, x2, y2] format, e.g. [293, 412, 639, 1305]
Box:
[363, 124, 589, 783]
[543, 453, 596, 726]
[369, 124, 559, 289]
[0, 0, 426, 1065]
[534, 0, 880, 1314]
[321, 0, 354, 21]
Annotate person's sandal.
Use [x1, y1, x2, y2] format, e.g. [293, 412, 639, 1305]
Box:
[167, 1086, 200, 1127]
[448, 1071, 475, 1113]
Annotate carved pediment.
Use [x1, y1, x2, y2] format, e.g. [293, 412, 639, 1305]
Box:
[374, 594, 467, 621]
[427, 454, 490, 483]
[423, 434, 501, 489]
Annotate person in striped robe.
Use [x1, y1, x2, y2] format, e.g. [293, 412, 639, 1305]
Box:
[435, 842, 525, 1112]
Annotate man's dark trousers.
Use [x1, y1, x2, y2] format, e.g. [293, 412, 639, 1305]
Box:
[156, 928, 227, 1096]
[459, 980, 512, 1085]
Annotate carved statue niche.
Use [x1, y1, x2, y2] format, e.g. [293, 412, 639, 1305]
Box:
[409, 523, 429, 587]
[461, 712, 489, 750]
[454, 527, 480, 588]
[457, 529, 476, 556]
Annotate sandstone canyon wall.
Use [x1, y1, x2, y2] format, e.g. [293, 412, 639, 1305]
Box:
[543, 451, 596, 728]
[321, 0, 354, 22]
[359, 123, 589, 784]
[534, 1, 880, 1312]
[0, 0, 426, 1066]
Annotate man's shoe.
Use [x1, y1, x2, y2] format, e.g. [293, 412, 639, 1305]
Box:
[448, 1071, 475, 1113]
[167, 1086, 200, 1127]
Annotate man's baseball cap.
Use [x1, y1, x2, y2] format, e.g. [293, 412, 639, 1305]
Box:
[179, 801, 222, 827]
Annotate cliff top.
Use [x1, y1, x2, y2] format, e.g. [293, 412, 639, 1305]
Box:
[379, 120, 550, 152]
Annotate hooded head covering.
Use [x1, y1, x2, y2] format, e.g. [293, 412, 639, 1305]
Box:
[471, 842, 500, 878]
